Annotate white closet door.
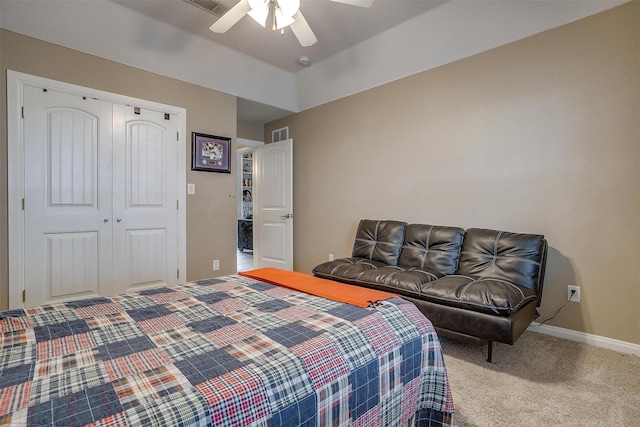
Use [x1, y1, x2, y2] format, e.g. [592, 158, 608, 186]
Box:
[22, 88, 180, 307]
[23, 86, 113, 306]
[112, 105, 179, 294]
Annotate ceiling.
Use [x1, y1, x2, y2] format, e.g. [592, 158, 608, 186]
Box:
[115, 0, 447, 73]
[1, 0, 628, 127]
[114, 0, 447, 124]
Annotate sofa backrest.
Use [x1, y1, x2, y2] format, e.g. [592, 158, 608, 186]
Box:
[398, 224, 465, 276]
[352, 219, 407, 265]
[457, 228, 548, 302]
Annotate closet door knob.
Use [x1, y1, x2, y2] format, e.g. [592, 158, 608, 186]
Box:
[103, 218, 109, 223]
[116, 218, 122, 223]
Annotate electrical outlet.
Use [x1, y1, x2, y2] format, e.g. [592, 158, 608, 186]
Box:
[213, 260, 220, 271]
[329, 254, 334, 261]
[568, 285, 581, 302]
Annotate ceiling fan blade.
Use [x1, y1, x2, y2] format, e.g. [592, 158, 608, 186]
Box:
[289, 11, 317, 47]
[330, 0, 374, 8]
[209, 0, 251, 33]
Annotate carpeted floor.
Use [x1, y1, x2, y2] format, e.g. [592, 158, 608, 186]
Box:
[439, 330, 640, 426]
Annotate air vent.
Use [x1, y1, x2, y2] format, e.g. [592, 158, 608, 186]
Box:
[272, 127, 289, 143]
[182, 0, 229, 17]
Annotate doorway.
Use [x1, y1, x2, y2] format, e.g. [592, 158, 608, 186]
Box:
[234, 138, 294, 271]
[236, 138, 263, 272]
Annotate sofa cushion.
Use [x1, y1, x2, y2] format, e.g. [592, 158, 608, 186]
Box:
[398, 224, 465, 275]
[457, 228, 547, 296]
[312, 257, 388, 283]
[358, 266, 442, 292]
[351, 220, 407, 265]
[419, 275, 538, 316]
[357, 265, 441, 294]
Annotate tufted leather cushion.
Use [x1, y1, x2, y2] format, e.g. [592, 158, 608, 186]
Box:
[457, 228, 547, 297]
[312, 257, 388, 283]
[351, 220, 407, 265]
[357, 265, 441, 293]
[398, 224, 465, 275]
[418, 275, 537, 316]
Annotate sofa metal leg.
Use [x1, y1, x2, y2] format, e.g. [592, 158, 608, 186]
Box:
[486, 341, 493, 363]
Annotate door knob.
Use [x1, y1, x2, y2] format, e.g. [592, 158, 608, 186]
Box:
[280, 214, 292, 219]
[116, 218, 122, 223]
[103, 218, 109, 223]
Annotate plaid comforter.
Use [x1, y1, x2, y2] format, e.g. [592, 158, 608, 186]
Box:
[0, 274, 454, 426]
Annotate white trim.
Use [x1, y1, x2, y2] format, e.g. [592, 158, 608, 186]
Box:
[528, 323, 640, 356]
[7, 72, 25, 309]
[7, 70, 187, 308]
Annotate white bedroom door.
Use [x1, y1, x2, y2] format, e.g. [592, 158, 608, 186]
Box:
[21, 86, 181, 307]
[253, 139, 293, 270]
[23, 86, 114, 306]
[111, 105, 179, 294]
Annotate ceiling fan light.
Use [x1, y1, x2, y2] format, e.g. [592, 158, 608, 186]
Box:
[277, 0, 300, 18]
[248, 0, 269, 27]
[248, 0, 268, 11]
[275, 8, 295, 30]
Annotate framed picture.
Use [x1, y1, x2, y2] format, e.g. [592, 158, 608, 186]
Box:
[191, 132, 231, 173]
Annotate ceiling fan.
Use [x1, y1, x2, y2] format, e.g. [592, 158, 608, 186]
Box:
[210, 0, 374, 47]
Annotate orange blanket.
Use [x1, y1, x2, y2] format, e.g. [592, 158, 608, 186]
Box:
[239, 268, 398, 308]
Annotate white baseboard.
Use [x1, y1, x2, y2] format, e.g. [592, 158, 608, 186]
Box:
[528, 323, 640, 356]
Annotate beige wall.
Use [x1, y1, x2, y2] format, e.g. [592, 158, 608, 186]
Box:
[266, 2, 640, 345]
[237, 119, 265, 142]
[0, 30, 240, 309]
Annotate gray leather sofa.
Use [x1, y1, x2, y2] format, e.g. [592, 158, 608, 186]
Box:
[312, 219, 548, 362]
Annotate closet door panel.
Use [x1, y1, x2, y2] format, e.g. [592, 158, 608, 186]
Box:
[23, 86, 113, 306]
[112, 105, 179, 293]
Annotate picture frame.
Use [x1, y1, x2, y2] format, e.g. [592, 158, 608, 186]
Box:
[191, 132, 231, 173]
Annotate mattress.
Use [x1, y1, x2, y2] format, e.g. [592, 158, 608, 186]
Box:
[0, 272, 454, 426]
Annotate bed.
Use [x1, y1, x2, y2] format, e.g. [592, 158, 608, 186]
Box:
[0, 269, 454, 426]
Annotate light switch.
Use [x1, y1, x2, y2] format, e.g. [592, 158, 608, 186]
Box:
[187, 183, 195, 195]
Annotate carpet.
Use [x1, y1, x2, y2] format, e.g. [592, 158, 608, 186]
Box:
[440, 330, 640, 426]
